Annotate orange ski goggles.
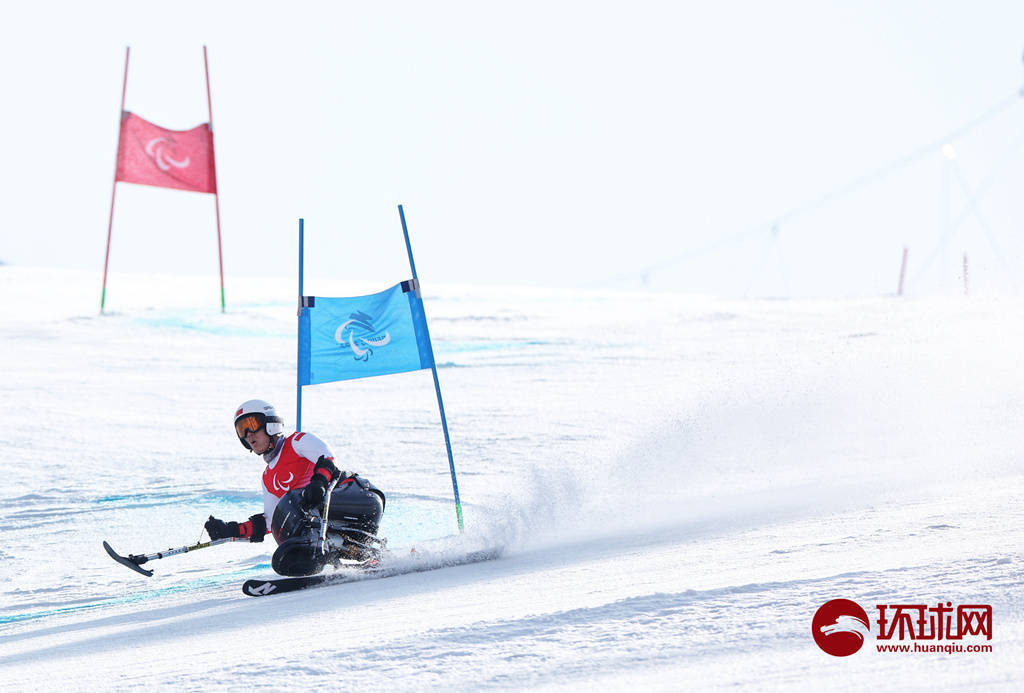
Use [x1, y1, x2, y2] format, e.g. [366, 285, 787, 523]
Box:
[234, 414, 265, 438]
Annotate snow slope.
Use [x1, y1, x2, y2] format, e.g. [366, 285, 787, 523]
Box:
[0, 266, 1021, 690]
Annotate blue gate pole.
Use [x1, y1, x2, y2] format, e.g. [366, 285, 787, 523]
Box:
[296, 218, 305, 432]
[398, 204, 464, 531]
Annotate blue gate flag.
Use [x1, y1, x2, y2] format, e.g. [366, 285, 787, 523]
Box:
[298, 280, 434, 386]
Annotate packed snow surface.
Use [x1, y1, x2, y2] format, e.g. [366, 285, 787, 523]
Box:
[1, 266, 1022, 690]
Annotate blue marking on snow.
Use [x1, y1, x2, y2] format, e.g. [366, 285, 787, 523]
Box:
[380, 494, 470, 545]
[0, 563, 272, 625]
[95, 492, 259, 506]
[125, 304, 295, 337]
[131, 314, 292, 338]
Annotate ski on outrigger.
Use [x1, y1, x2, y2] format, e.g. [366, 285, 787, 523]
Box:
[103, 537, 241, 577]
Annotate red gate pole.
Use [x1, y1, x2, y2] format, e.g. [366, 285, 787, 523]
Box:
[101, 46, 130, 314]
[204, 45, 226, 312]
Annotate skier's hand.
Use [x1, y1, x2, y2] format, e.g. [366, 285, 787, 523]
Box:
[206, 514, 267, 542]
[299, 457, 354, 512]
[205, 515, 239, 540]
[300, 475, 328, 512]
[313, 455, 342, 483]
[244, 513, 267, 543]
[300, 456, 343, 512]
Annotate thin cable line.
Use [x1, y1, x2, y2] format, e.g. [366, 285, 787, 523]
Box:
[595, 86, 1024, 288]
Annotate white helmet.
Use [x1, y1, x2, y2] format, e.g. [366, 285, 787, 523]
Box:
[233, 399, 285, 450]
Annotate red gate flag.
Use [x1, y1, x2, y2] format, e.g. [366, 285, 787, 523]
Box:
[115, 111, 217, 193]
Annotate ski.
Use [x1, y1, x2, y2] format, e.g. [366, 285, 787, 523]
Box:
[243, 570, 365, 596]
[242, 546, 503, 597]
[103, 540, 154, 577]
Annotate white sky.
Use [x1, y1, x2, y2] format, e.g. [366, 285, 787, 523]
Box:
[2, 1, 1024, 297]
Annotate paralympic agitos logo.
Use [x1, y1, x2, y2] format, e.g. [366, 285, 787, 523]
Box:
[144, 136, 192, 171]
[812, 598, 993, 656]
[334, 310, 391, 362]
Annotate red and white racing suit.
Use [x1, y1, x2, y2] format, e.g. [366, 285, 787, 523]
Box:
[259, 432, 336, 541]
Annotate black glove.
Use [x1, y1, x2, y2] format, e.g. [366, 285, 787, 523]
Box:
[205, 515, 239, 540]
[206, 513, 267, 542]
[299, 476, 327, 513]
[243, 513, 267, 543]
[299, 456, 348, 512]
